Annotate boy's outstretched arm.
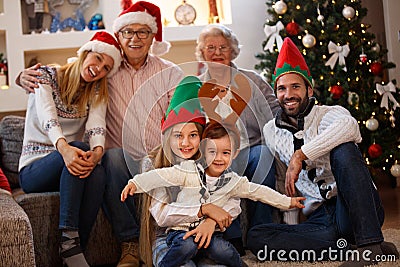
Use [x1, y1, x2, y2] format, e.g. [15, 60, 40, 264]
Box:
[290, 196, 306, 209]
[121, 182, 137, 202]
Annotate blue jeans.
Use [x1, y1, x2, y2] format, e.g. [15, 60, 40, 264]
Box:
[19, 141, 106, 249]
[228, 144, 276, 240]
[153, 234, 227, 267]
[247, 142, 385, 260]
[101, 148, 140, 242]
[159, 231, 242, 267]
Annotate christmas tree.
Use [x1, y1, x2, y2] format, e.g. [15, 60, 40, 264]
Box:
[256, 0, 400, 185]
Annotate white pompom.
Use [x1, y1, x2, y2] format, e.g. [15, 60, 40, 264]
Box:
[151, 41, 171, 56]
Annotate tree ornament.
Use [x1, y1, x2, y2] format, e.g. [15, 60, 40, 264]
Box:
[370, 62, 383, 76]
[366, 117, 379, 131]
[330, 85, 344, 99]
[389, 110, 396, 127]
[342, 6, 355, 20]
[264, 21, 284, 52]
[347, 91, 359, 106]
[325, 41, 350, 71]
[302, 33, 316, 48]
[376, 82, 400, 111]
[286, 21, 300, 36]
[359, 48, 367, 63]
[274, 1, 288, 15]
[390, 161, 400, 177]
[371, 43, 380, 53]
[368, 143, 382, 158]
[88, 13, 104, 30]
[316, 4, 325, 26]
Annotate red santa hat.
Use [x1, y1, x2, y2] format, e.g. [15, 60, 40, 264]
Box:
[112, 1, 170, 56]
[77, 31, 122, 77]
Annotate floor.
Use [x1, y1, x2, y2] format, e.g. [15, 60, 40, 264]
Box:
[376, 173, 400, 230]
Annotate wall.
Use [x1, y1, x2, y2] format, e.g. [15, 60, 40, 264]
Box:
[163, 0, 268, 75]
[0, 0, 267, 113]
[382, 0, 400, 83]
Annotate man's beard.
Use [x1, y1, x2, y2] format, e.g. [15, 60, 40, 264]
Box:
[279, 95, 309, 118]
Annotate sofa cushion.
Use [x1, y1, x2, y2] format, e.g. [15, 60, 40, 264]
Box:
[0, 192, 35, 266]
[0, 115, 25, 189]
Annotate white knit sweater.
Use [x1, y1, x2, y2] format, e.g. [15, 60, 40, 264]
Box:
[129, 160, 292, 232]
[19, 66, 107, 170]
[263, 104, 362, 215]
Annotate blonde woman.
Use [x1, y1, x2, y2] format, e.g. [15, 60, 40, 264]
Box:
[18, 31, 121, 267]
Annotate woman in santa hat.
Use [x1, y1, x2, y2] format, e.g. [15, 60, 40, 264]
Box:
[18, 31, 122, 267]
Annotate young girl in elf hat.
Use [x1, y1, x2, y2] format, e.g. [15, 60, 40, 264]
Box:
[133, 76, 236, 267]
[18, 31, 122, 267]
[122, 78, 305, 267]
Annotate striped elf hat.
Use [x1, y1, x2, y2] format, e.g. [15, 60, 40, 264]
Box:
[161, 76, 206, 133]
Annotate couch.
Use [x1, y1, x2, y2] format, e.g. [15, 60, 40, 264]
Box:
[0, 115, 120, 267]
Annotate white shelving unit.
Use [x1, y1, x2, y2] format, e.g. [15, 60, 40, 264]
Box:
[0, 0, 232, 112]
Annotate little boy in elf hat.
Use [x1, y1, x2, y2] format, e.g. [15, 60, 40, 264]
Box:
[121, 76, 305, 267]
[247, 37, 399, 265]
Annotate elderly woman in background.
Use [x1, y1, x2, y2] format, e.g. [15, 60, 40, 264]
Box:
[195, 24, 280, 254]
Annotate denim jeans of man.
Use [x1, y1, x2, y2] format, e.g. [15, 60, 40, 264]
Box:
[101, 148, 140, 242]
[227, 144, 276, 242]
[246, 142, 385, 260]
[159, 230, 242, 267]
[19, 141, 106, 249]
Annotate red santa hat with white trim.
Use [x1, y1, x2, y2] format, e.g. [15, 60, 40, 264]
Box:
[112, 1, 170, 56]
[77, 31, 122, 77]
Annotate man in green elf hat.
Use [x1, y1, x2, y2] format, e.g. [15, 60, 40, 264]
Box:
[247, 37, 398, 266]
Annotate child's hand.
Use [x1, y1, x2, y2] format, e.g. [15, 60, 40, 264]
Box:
[183, 218, 216, 249]
[121, 182, 137, 202]
[290, 196, 306, 209]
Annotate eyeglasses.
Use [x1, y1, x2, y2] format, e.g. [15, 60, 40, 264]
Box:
[204, 45, 231, 53]
[119, 29, 152, 40]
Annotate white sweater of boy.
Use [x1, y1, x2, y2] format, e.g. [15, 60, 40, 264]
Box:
[129, 160, 292, 232]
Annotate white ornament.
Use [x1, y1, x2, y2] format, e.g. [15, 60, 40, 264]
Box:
[347, 91, 359, 106]
[390, 163, 400, 178]
[371, 43, 380, 53]
[317, 3, 325, 26]
[274, 1, 288, 15]
[342, 6, 355, 19]
[325, 41, 350, 71]
[376, 82, 400, 111]
[366, 117, 379, 131]
[263, 21, 284, 52]
[302, 33, 316, 48]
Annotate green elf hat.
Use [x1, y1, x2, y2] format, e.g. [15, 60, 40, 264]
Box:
[161, 76, 206, 133]
[272, 37, 313, 89]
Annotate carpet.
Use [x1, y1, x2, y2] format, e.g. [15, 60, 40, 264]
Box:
[242, 229, 400, 266]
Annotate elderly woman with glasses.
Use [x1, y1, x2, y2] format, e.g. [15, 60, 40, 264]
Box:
[194, 24, 281, 254]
